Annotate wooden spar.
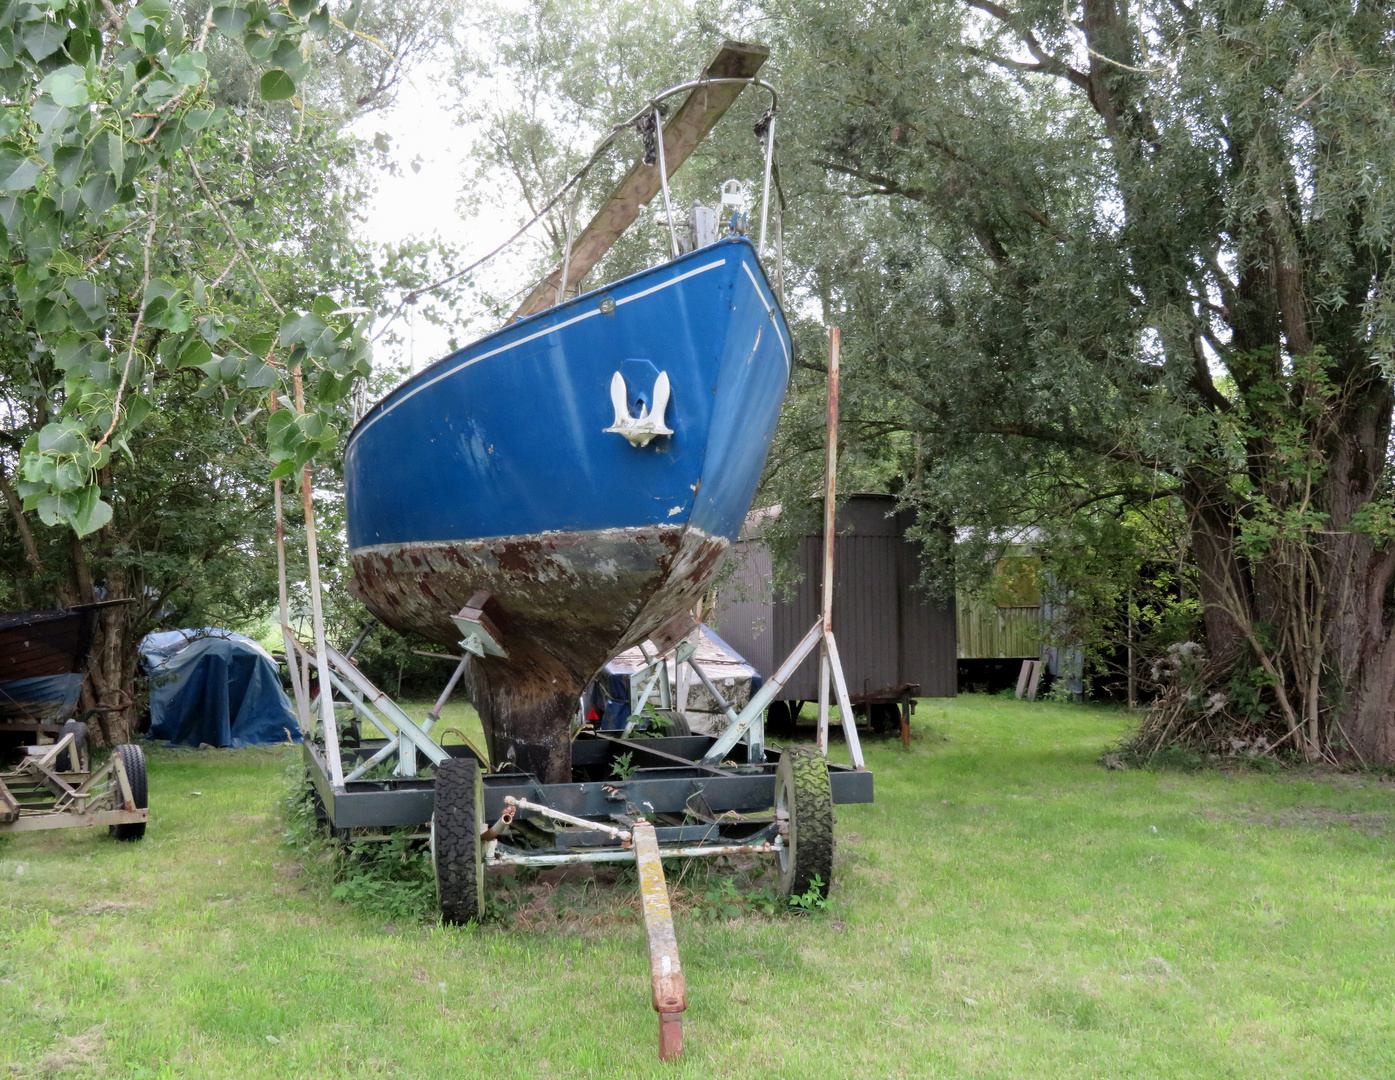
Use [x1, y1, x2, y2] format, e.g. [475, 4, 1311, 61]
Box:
[510, 40, 769, 321]
[812, 328, 865, 769]
[291, 365, 344, 788]
[817, 328, 840, 754]
[270, 390, 310, 733]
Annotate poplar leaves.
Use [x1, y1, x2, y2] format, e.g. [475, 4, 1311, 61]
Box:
[9, 0, 370, 536]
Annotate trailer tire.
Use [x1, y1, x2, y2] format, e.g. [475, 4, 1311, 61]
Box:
[109, 743, 148, 841]
[774, 746, 834, 901]
[433, 757, 485, 925]
[57, 720, 89, 772]
[666, 712, 692, 737]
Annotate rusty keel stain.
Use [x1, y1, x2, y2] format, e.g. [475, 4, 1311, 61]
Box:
[351, 526, 728, 782]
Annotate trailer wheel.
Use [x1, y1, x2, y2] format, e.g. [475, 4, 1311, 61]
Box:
[433, 757, 485, 925]
[774, 746, 834, 901]
[765, 701, 795, 739]
[57, 720, 89, 772]
[109, 744, 148, 841]
[666, 712, 691, 737]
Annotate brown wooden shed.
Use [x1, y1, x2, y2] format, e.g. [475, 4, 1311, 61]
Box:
[711, 495, 957, 713]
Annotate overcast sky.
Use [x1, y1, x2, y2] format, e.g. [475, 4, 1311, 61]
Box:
[350, 63, 530, 380]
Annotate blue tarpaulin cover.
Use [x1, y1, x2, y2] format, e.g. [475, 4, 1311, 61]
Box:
[0, 673, 85, 723]
[140, 628, 300, 748]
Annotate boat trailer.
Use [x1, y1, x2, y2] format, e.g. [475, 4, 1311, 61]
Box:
[0, 724, 148, 839]
[295, 630, 872, 1061]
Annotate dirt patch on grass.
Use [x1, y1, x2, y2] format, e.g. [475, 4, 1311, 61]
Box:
[1251, 808, 1387, 834]
[80, 900, 138, 916]
[488, 856, 785, 933]
[1197, 806, 1388, 835]
[24, 1024, 105, 1079]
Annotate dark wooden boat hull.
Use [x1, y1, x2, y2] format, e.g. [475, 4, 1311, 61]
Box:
[0, 602, 123, 728]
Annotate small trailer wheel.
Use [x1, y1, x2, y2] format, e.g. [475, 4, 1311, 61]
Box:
[774, 746, 834, 901]
[57, 719, 89, 772]
[666, 712, 692, 737]
[433, 757, 485, 925]
[109, 743, 148, 841]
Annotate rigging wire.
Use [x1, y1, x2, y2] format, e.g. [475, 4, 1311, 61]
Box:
[371, 76, 779, 343]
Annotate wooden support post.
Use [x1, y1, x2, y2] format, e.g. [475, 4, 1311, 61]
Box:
[1015, 659, 1032, 699]
[271, 391, 310, 733]
[817, 327, 839, 755]
[512, 41, 769, 321]
[812, 328, 866, 770]
[291, 367, 344, 789]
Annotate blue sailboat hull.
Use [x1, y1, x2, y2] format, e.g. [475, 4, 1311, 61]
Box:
[345, 238, 790, 779]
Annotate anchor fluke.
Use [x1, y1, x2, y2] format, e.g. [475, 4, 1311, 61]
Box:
[605, 370, 674, 448]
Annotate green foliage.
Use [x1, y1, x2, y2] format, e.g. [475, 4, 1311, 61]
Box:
[280, 762, 437, 922]
[0, 0, 380, 536]
[691, 876, 782, 920]
[787, 873, 827, 913]
[733, 0, 1395, 755]
[609, 750, 635, 780]
[328, 833, 436, 922]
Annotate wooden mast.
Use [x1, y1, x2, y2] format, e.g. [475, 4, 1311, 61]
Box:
[510, 40, 769, 321]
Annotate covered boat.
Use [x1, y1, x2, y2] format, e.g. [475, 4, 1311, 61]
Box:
[0, 602, 121, 728]
[346, 237, 791, 780]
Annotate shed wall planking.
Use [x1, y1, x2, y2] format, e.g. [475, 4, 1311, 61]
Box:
[712, 495, 956, 701]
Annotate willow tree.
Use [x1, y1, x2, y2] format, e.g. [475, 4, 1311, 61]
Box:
[767, 0, 1395, 760]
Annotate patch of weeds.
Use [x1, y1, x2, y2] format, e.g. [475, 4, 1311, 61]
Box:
[279, 762, 436, 923]
[1149, 745, 1205, 772]
[634, 712, 673, 737]
[788, 875, 829, 914]
[748, 885, 780, 915]
[696, 877, 745, 921]
[330, 833, 436, 922]
[483, 875, 529, 925]
[1032, 986, 1105, 1030]
[610, 751, 637, 781]
[688, 876, 786, 920]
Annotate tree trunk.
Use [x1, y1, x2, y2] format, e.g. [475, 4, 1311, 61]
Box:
[1318, 385, 1395, 761]
[69, 506, 141, 746]
[1183, 473, 1246, 672]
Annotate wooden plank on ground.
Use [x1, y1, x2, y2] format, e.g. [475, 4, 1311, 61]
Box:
[1026, 660, 1043, 702]
[1015, 660, 1032, 699]
[511, 40, 769, 321]
[0, 779, 18, 824]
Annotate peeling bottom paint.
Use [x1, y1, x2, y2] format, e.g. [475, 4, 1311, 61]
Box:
[349, 525, 729, 782]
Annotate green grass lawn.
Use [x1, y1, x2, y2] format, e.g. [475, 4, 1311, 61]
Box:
[3, 694, 1393, 1078]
